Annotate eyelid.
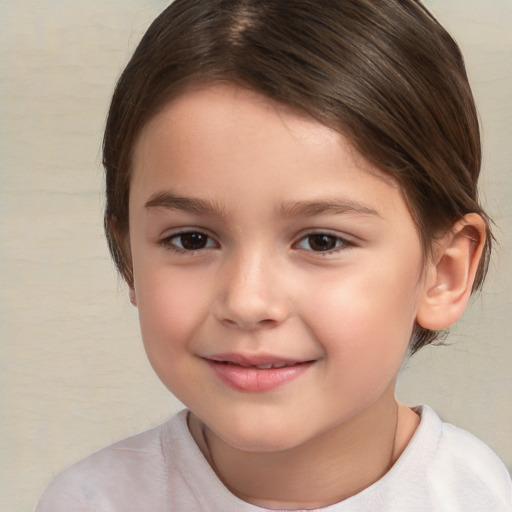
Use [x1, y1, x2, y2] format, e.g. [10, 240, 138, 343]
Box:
[158, 228, 219, 253]
[293, 230, 356, 254]
[156, 227, 357, 255]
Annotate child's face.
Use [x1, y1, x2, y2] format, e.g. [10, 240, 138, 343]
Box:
[129, 83, 429, 452]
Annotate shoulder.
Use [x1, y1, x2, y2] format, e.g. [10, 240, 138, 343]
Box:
[35, 410, 189, 512]
[418, 405, 512, 511]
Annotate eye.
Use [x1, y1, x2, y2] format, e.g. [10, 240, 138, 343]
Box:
[295, 233, 349, 252]
[161, 231, 217, 252]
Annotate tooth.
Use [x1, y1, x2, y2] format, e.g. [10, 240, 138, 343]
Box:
[272, 363, 287, 368]
[256, 364, 273, 369]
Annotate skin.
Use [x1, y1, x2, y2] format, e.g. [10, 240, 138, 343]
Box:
[127, 83, 484, 509]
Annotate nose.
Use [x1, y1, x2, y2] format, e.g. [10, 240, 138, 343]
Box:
[213, 250, 291, 330]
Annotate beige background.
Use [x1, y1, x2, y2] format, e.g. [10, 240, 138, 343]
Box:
[0, 1, 510, 511]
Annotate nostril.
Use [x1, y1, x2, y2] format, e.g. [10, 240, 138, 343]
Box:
[220, 316, 278, 330]
[221, 318, 238, 328]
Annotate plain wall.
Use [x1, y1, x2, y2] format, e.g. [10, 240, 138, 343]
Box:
[0, 1, 510, 511]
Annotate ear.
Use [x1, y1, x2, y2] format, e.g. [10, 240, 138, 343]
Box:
[416, 213, 486, 331]
[129, 287, 138, 307]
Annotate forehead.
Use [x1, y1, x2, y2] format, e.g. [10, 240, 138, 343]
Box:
[130, 83, 407, 220]
[135, 83, 341, 159]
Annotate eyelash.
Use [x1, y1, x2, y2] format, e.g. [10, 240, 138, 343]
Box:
[159, 231, 218, 253]
[294, 232, 354, 254]
[158, 230, 354, 255]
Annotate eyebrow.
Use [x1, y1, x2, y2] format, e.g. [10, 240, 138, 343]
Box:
[144, 191, 380, 219]
[280, 199, 381, 218]
[144, 191, 227, 217]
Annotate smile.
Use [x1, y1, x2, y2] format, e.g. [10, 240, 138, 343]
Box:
[220, 361, 298, 369]
[204, 354, 314, 392]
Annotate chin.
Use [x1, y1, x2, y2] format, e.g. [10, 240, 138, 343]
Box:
[210, 413, 314, 454]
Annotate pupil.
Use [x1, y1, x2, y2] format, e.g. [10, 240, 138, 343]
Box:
[181, 233, 207, 250]
[309, 234, 336, 251]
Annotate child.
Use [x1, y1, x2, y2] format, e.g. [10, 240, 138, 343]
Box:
[36, 0, 511, 510]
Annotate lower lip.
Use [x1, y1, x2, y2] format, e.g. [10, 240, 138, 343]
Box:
[206, 360, 313, 392]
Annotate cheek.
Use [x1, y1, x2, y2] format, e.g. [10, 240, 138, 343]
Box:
[310, 268, 418, 333]
[306, 261, 420, 371]
[134, 268, 210, 360]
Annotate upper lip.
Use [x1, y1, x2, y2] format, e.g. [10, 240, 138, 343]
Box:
[205, 353, 313, 367]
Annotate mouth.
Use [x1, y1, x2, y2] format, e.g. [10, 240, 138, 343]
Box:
[207, 353, 312, 366]
[213, 360, 307, 370]
[204, 354, 315, 392]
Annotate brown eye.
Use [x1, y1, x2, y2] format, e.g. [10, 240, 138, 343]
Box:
[296, 233, 347, 252]
[308, 234, 338, 251]
[163, 231, 216, 251]
[179, 233, 209, 250]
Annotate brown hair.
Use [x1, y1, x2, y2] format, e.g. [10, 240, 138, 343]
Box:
[103, 0, 491, 353]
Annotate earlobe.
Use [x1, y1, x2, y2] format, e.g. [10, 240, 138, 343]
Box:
[416, 213, 486, 331]
[129, 287, 138, 307]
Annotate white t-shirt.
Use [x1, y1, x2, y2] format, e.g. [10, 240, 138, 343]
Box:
[36, 405, 511, 511]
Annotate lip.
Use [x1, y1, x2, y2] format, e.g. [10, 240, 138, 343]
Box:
[204, 353, 314, 392]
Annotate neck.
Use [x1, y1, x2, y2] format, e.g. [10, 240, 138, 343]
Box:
[190, 392, 419, 509]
